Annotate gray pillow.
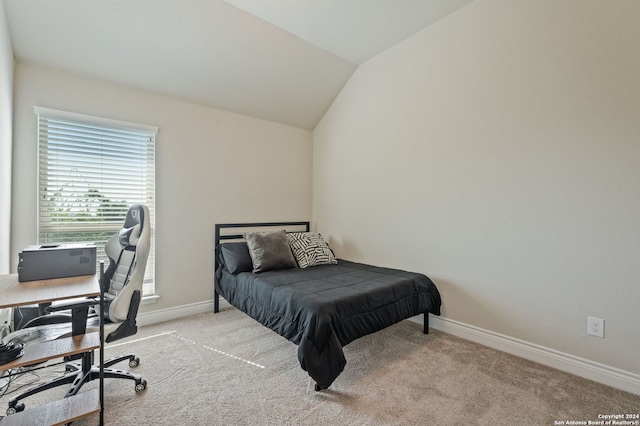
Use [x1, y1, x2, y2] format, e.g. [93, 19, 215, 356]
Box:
[220, 242, 253, 274]
[244, 230, 297, 273]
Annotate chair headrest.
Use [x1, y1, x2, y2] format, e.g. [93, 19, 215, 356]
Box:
[118, 205, 145, 248]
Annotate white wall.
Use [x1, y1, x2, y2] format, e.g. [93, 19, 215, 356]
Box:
[11, 63, 312, 313]
[0, 3, 13, 274]
[314, 0, 640, 381]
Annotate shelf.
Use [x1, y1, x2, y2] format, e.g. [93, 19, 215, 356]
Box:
[0, 274, 100, 309]
[0, 333, 100, 371]
[0, 388, 100, 426]
[0, 272, 105, 425]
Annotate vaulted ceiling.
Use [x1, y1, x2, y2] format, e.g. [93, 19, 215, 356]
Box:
[2, 0, 473, 129]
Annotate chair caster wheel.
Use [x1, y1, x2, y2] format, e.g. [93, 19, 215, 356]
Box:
[135, 380, 147, 392]
[7, 402, 25, 415]
[129, 357, 140, 368]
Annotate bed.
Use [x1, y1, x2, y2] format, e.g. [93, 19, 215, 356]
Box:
[213, 222, 441, 390]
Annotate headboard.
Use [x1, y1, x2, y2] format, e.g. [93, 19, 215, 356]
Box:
[213, 221, 310, 312]
[214, 221, 310, 248]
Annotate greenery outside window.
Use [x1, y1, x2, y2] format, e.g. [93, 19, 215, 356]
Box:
[35, 107, 156, 297]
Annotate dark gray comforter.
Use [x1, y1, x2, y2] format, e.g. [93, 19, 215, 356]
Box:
[215, 259, 441, 389]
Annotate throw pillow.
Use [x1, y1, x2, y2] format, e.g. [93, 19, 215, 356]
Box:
[244, 230, 297, 273]
[286, 232, 337, 268]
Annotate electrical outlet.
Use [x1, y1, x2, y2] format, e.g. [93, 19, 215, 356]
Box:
[587, 316, 604, 338]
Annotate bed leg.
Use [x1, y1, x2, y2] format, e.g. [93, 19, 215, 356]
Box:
[307, 378, 321, 392]
[423, 313, 429, 335]
[214, 290, 219, 313]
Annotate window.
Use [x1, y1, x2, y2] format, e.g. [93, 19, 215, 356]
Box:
[35, 107, 156, 297]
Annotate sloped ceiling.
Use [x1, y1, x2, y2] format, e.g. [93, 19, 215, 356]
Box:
[2, 0, 473, 129]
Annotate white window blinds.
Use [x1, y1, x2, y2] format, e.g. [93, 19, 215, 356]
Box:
[35, 107, 157, 296]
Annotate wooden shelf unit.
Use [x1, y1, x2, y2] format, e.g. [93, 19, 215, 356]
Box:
[0, 333, 100, 371]
[0, 273, 104, 425]
[0, 388, 100, 426]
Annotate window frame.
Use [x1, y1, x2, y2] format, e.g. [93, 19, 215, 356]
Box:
[34, 106, 157, 299]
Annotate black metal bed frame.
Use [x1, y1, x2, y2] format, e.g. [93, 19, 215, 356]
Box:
[213, 221, 310, 314]
[212, 221, 429, 334]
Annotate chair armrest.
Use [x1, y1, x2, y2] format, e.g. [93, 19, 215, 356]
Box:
[45, 297, 100, 336]
[44, 298, 99, 313]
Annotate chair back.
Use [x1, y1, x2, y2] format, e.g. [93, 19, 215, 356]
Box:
[103, 204, 150, 322]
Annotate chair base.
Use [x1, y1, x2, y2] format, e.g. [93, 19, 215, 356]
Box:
[6, 352, 146, 415]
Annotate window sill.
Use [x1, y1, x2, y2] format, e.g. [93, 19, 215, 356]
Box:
[141, 294, 159, 305]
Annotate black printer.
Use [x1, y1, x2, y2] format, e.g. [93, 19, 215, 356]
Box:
[17, 243, 96, 282]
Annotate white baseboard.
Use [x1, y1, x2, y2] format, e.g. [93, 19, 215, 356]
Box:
[414, 314, 640, 396]
[137, 299, 219, 327]
[138, 301, 639, 396]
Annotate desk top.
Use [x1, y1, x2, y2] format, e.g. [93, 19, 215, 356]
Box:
[0, 274, 100, 309]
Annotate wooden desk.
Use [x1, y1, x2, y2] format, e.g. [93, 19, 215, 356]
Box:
[0, 274, 100, 309]
[0, 273, 103, 425]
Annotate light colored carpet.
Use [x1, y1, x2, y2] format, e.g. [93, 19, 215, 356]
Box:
[2, 308, 638, 425]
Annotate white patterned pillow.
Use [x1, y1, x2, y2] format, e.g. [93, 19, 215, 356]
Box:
[286, 232, 337, 268]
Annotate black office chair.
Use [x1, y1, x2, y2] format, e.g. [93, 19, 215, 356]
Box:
[3, 204, 150, 415]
